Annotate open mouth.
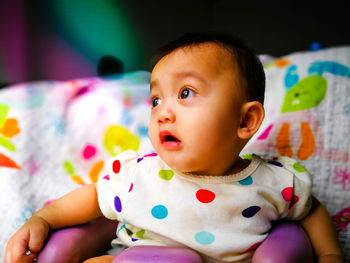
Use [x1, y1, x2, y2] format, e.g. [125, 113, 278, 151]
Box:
[159, 130, 181, 148]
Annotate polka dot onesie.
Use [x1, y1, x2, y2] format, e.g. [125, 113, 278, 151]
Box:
[97, 150, 312, 263]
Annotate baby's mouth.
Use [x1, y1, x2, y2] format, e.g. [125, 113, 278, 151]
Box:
[159, 130, 181, 148]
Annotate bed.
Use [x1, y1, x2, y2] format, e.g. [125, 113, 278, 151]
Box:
[1, 46, 349, 261]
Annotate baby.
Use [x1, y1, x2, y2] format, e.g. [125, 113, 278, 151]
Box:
[5, 32, 343, 263]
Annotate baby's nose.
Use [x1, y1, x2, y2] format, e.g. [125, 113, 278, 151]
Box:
[158, 106, 176, 123]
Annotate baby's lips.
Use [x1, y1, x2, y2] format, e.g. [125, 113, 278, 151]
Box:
[159, 130, 180, 143]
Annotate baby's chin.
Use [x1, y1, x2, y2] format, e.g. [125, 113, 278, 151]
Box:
[161, 156, 205, 175]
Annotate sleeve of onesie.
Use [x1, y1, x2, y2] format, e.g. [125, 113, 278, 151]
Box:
[97, 150, 138, 220]
[277, 156, 313, 221]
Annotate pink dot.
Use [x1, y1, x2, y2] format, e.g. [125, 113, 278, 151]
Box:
[82, 144, 97, 160]
[112, 160, 121, 174]
[281, 187, 293, 202]
[144, 152, 157, 157]
[103, 174, 110, 180]
[258, 124, 273, 140]
[128, 183, 133, 192]
[196, 189, 215, 203]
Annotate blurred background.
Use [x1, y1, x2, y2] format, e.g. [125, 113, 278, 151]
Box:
[0, 0, 349, 85]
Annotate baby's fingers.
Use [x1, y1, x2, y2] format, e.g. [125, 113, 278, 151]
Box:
[28, 223, 49, 253]
[5, 233, 33, 263]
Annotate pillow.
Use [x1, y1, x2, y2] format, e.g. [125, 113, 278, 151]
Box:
[243, 46, 350, 259]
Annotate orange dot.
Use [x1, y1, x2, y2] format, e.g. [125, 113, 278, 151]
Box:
[275, 58, 291, 68]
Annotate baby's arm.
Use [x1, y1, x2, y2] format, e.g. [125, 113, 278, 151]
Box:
[5, 184, 103, 263]
[301, 196, 344, 263]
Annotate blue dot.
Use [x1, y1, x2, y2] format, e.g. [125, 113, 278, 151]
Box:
[137, 157, 144, 163]
[242, 206, 261, 218]
[239, 176, 253, 185]
[114, 195, 122, 212]
[268, 160, 283, 167]
[194, 231, 215, 245]
[151, 205, 168, 219]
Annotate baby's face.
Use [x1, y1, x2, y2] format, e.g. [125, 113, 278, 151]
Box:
[149, 43, 246, 176]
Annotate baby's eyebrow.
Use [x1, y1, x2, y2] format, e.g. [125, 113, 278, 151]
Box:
[150, 79, 159, 92]
[174, 70, 208, 84]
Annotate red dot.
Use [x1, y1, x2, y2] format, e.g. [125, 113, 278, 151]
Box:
[196, 189, 215, 203]
[246, 241, 262, 252]
[281, 187, 293, 202]
[290, 194, 299, 208]
[112, 160, 121, 174]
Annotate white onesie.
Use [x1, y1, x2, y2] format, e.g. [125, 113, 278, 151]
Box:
[97, 150, 312, 263]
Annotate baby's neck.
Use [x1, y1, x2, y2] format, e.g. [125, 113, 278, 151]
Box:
[187, 157, 251, 177]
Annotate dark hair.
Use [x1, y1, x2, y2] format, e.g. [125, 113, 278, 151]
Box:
[151, 32, 265, 104]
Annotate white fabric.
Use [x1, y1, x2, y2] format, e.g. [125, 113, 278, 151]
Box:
[97, 150, 312, 263]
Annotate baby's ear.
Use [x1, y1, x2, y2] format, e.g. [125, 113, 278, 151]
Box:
[237, 101, 265, 140]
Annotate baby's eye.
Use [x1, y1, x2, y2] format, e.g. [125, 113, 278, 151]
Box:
[180, 88, 195, 99]
[152, 97, 162, 108]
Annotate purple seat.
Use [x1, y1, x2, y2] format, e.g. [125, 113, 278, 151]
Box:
[37, 218, 313, 263]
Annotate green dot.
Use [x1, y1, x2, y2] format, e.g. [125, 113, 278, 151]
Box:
[136, 229, 145, 238]
[63, 161, 75, 175]
[159, 169, 174, 181]
[293, 162, 307, 172]
[242, 154, 253, 160]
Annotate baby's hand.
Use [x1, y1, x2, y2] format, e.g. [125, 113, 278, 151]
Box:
[5, 214, 50, 263]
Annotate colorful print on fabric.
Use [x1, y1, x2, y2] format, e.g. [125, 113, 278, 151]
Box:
[0, 104, 21, 169]
[196, 189, 216, 203]
[104, 125, 140, 156]
[308, 61, 350, 78]
[159, 169, 174, 181]
[281, 75, 327, 113]
[151, 205, 168, 219]
[284, 64, 299, 89]
[332, 207, 350, 232]
[194, 231, 215, 245]
[332, 166, 350, 191]
[238, 176, 253, 185]
[242, 206, 261, 218]
[12, 206, 34, 230]
[63, 144, 105, 185]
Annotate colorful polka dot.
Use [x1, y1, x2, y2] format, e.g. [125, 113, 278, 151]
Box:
[136, 229, 145, 239]
[290, 194, 299, 207]
[293, 162, 307, 172]
[151, 205, 168, 219]
[196, 189, 216, 203]
[239, 176, 253, 185]
[281, 187, 293, 202]
[82, 144, 97, 160]
[246, 241, 262, 252]
[242, 154, 253, 160]
[118, 224, 127, 234]
[128, 183, 134, 192]
[114, 195, 122, 212]
[144, 152, 157, 157]
[112, 160, 121, 174]
[159, 169, 174, 181]
[131, 238, 138, 242]
[194, 231, 215, 245]
[242, 206, 261, 218]
[103, 174, 110, 180]
[137, 157, 143, 163]
[268, 160, 283, 167]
